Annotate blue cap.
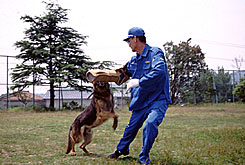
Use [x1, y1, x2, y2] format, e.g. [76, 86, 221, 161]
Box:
[123, 27, 145, 41]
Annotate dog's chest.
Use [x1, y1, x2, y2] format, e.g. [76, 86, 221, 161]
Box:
[85, 112, 111, 128]
[96, 95, 113, 112]
[86, 96, 114, 128]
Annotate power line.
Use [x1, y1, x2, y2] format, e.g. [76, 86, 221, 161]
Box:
[205, 56, 231, 61]
[195, 39, 245, 49]
[205, 56, 245, 63]
[0, 55, 16, 58]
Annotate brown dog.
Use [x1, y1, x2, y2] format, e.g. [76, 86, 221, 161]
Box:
[66, 81, 118, 156]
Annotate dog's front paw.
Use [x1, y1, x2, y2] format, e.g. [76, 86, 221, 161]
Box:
[81, 146, 93, 154]
[112, 115, 118, 130]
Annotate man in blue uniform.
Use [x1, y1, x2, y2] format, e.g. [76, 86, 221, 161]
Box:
[108, 27, 172, 164]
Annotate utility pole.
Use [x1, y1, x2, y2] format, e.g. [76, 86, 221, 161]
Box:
[232, 70, 235, 102]
[32, 59, 35, 109]
[212, 72, 218, 103]
[6, 56, 9, 110]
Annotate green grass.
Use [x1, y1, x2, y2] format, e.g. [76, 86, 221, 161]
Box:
[0, 104, 244, 164]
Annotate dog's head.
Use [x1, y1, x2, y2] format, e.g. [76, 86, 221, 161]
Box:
[93, 81, 110, 94]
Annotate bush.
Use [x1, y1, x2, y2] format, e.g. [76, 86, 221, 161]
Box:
[63, 101, 83, 111]
[233, 78, 245, 102]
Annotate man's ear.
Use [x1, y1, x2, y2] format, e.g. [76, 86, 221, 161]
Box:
[134, 36, 137, 43]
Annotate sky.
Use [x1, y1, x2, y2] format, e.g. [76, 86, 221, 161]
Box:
[0, 0, 245, 95]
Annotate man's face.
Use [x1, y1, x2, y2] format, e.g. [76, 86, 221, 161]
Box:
[127, 37, 137, 52]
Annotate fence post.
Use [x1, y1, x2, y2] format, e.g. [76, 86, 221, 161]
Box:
[33, 84, 35, 108]
[60, 87, 62, 110]
[32, 59, 35, 109]
[81, 81, 83, 108]
[59, 86, 61, 111]
[193, 81, 196, 104]
[212, 72, 216, 103]
[6, 56, 9, 110]
[232, 70, 235, 102]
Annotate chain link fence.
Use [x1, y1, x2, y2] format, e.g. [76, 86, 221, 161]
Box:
[0, 55, 244, 110]
[211, 69, 244, 103]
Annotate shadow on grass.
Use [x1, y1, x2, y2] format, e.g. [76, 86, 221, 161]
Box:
[79, 153, 182, 165]
[82, 153, 138, 161]
[80, 152, 105, 158]
[119, 155, 190, 165]
[118, 156, 138, 161]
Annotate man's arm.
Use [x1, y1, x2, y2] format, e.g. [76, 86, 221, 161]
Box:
[115, 62, 131, 85]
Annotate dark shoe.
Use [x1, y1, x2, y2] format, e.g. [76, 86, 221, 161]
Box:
[107, 150, 121, 159]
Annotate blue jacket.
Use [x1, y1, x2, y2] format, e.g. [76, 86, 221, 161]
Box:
[126, 44, 172, 111]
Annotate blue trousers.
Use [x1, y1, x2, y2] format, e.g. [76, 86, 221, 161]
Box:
[116, 102, 168, 164]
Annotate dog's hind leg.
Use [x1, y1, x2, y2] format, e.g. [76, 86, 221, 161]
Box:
[66, 126, 77, 156]
[69, 130, 78, 156]
[66, 131, 77, 156]
[80, 128, 93, 154]
[66, 129, 73, 155]
[70, 140, 76, 156]
[69, 125, 83, 156]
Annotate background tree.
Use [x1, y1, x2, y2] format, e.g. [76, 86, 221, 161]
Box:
[163, 39, 208, 104]
[11, 2, 111, 109]
[233, 78, 245, 102]
[213, 67, 232, 103]
[180, 70, 216, 104]
[13, 91, 31, 108]
[198, 70, 216, 103]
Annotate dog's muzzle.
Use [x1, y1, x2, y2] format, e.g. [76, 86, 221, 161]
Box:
[95, 81, 106, 87]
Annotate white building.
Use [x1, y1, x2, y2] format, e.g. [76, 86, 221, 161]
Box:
[43, 84, 130, 109]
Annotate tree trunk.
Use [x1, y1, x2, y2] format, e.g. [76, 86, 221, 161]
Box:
[50, 81, 55, 110]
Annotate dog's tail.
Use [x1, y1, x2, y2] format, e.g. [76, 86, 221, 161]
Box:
[66, 126, 72, 154]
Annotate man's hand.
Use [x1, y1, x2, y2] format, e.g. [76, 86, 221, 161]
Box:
[126, 79, 139, 93]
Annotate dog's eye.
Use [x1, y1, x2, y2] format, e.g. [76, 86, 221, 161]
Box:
[97, 82, 103, 86]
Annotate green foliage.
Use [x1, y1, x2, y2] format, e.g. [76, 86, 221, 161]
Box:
[213, 67, 233, 103]
[7, 105, 50, 112]
[163, 39, 208, 104]
[11, 1, 114, 109]
[12, 1, 93, 91]
[63, 101, 83, 110]
[12, 91, 30, 107]
[233, 78, 245, 102]
[181, 70, 216, 104]
[197, 70, 216, 103]
[96, 61, 118, 69]
[7, 106, 33, 112]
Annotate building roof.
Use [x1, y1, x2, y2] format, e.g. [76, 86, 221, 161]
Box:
[43, 89, 92, 100]
[43, 87, 129, 100]
[0, 91, 44, 101]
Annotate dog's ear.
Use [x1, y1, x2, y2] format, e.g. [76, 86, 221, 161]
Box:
[93, 82, 98, 90]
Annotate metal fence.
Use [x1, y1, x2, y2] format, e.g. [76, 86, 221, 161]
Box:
[210, 69, 244, 104]
[0, 55, 244, 110]
[0, 55, 131, 110]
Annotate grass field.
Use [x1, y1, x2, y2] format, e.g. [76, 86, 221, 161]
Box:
[0, 104, 244, 164]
